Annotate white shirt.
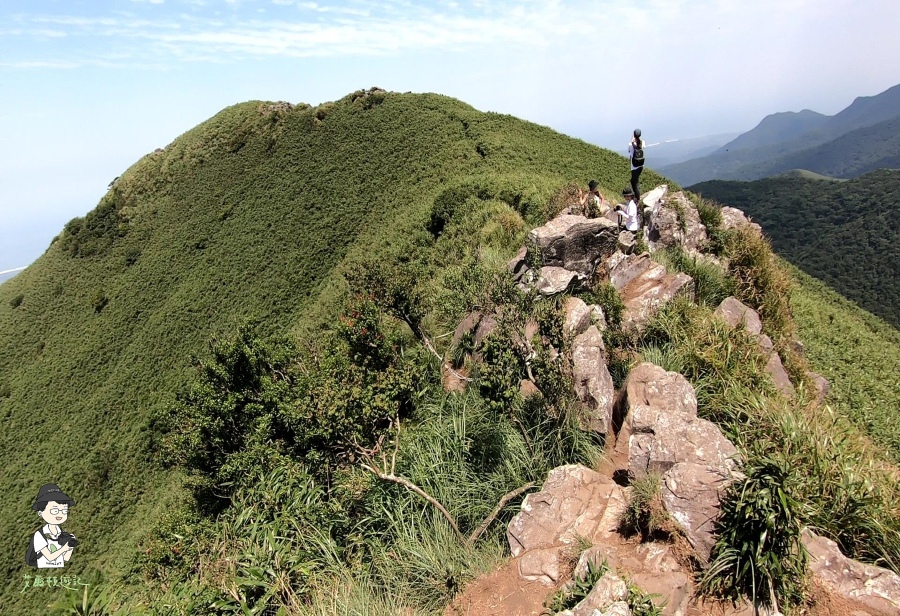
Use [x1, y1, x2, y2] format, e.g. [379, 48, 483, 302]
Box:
[619, 199, 640, 231]
[33, 524, 65, 568]
[628, 139, 644, 170]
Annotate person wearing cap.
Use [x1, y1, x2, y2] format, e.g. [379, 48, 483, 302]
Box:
[628, 129, 644, 203]
[29, 483, 76, 568]
[614, 187, 640, 232]
[579, 179, 610, 218]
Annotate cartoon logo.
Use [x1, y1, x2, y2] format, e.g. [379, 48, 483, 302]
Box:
[25, 484, 78, 568]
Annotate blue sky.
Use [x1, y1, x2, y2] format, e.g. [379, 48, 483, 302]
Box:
[2, 0, 899, 272]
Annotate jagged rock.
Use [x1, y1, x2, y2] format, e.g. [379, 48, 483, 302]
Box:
[507, 465, 626, 557]
[617, 230, 636, 254]
[508, 245, 529, 281]
[590, 305, 608, 331]
[765, 350, 795, 397]
[646, 191, 708, 255]
[536, 266, 583, 295]
[619, 362, 698, 417]
[599, 602, 631, 616]
[714, 297, 762, 336]
[473, 314, 497, 347]
[573, 543, 689, 616]
[564, 296, 594, 337]
[807, 371, 830, 404]
[715, 299, 795, 397]
[662, 463, 734, 564]
[527, 215, 619, 276]
[517, 547, 563, 585]
[572, 325, 615, 435]
[624, 405, 739, 480]
[572, 571, 628, 616]
[641, 185, 668, 210]
[520, 379, 542, 399]
[619, 267, 694, 332]
[720, 206, 762, 236]
[451, 311, 482, 348]
[614, 362, 737, 481]
[608, 252, 653, 292]
[803, 529, 900, 615]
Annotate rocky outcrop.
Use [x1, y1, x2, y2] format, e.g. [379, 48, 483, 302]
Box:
[507, 465, 626, 560]
[606, 253, 694, 331]
[714, 297, 795, 397]
[645, 190, 708, 255]
[535, 266, 583, 295]
[661, 463, 732, 564]
[720, 206, 762, 236]
[714, 296, 763, 336]
[572, 326, 616, 435]
[528, 214, 619, 276]
[803, 529, 900, 615]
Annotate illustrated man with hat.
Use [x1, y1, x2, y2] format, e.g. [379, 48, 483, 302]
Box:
[27, 483, 78, 568]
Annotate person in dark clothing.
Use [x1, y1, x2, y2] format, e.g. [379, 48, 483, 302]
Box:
[628, 129, 644, 204]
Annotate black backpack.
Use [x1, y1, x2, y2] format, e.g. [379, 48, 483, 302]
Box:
[632, 140, 645, 167]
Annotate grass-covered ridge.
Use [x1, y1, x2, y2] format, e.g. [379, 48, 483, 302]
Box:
[0, 89, 667, 612]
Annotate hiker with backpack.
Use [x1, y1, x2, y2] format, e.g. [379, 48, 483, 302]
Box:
[578, 179, 610, 218]
[628, 129, 645, 203]
[26, 484, 78, 568]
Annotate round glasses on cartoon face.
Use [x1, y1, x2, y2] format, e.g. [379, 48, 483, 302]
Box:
[40, 501, 68, 524]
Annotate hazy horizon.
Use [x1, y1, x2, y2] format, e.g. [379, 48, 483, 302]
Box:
[2, 0, 899, 271]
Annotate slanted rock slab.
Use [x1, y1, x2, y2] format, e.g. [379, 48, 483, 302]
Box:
[571, 571, 628, 616]
[564, 296, 594, 337]
[527, 214, 619, 276]
[714, 297, 762, 336]
[646, 191, 708, 255]
[619, 269, 694, 332]
[662, 462, 734, 565]
[507, 465, 625, 557]
[803, 529, 900, 615]
[572, 325, 615, 436]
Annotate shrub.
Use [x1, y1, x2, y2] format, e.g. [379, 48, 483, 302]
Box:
[619, 473, 671, 540]
[700, 455, 807, 611]
[91, 290, 109, 313]
[545, 558, 609, 613]
[582, 283, 624, 330]
[9, 294, 24, 308]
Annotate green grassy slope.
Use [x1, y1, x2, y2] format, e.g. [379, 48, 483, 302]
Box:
[790, 266, 900, 460]
[0, 89, 666, 612]
[690, 169, 900, 328]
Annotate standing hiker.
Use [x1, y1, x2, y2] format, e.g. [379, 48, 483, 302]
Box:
[579, 180, 610, 218]
[628, 129, 645, 204]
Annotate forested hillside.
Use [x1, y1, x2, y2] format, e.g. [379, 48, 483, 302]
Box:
[0, 89, 664, 613]
[690, 169, 900, 327]
[1, 89, 898, 615]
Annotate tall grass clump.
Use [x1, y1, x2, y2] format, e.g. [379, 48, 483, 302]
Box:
[700, 455, 807, 611]
[651, 247, 736, 308]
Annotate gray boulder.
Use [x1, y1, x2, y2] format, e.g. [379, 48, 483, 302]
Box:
[720, 206, 762, 236]
[803, 529, 900, 615]
[527, 214, 619, 276]
[572, 325, 615, 436]
[535, 266, 583, 295]
[662, 462, 734, 565]
[507, 464, 626, 557]
[646, 191, 708, 255]
[571, 571, 628, 616]
[714, 296, 762, 336]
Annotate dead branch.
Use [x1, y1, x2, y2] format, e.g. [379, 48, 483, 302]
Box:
[466, 482, 536, 546]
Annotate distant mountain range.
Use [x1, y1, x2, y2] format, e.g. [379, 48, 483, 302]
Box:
[662, 83, 900, 184]
[690, 168, 900, 328]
